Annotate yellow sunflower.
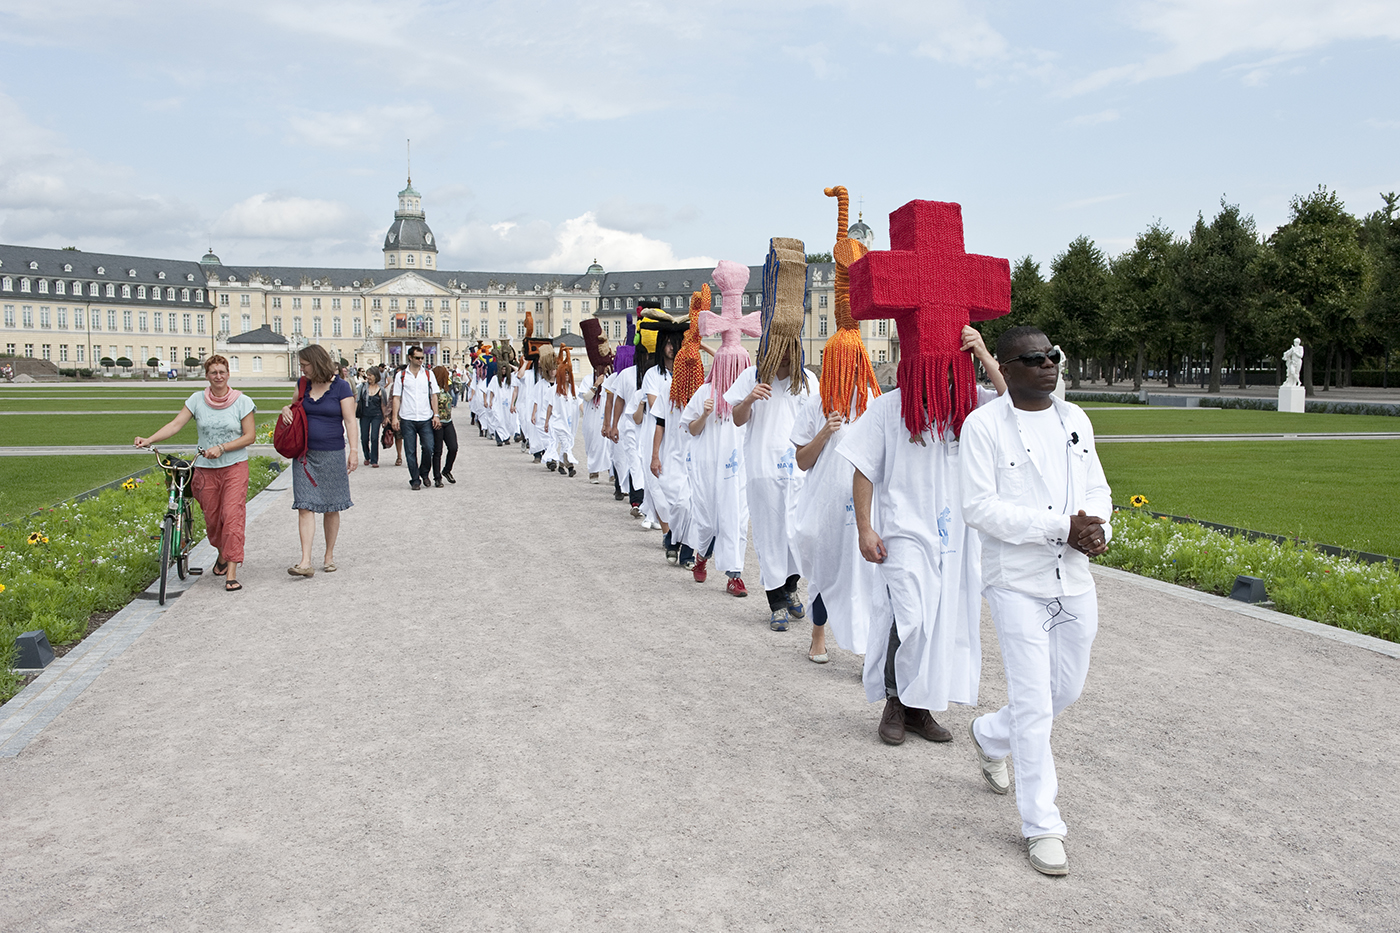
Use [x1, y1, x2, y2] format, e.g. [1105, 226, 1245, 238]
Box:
[121, 479, 137, 491]
[0, 583, 6, 594]
[1130, 495, 1149, 509]
[27, 532, 49, 545]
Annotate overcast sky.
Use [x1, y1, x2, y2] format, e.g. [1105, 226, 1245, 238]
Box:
[1, 1, 1397, 275]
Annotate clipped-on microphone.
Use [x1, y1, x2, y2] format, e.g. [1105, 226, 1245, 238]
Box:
[1070, 431, 1080, 445]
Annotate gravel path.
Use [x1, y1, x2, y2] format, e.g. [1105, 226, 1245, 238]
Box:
[2, 427, 1397, 932]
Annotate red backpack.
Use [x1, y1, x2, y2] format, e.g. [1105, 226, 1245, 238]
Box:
[273, 377, 310, 459]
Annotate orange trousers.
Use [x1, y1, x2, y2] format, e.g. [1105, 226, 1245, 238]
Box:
[191, 460, 249, 565]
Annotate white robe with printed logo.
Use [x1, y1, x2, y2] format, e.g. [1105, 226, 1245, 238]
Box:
[837, 387, 997, 711]
[681, 383, 749, 575]
[723, 366, 816, 592]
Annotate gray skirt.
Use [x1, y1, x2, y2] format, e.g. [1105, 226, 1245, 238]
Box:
[291, 447, 355, 513]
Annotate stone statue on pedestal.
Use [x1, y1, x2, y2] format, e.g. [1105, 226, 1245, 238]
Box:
[1282, 338, 1304, 387]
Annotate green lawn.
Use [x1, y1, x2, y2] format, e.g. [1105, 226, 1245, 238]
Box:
[0, 394, 291, 412]
[1086, 408, 1399, 435]
[0, 456, 157, 522]
[1098, 440, 1400, 557]
[0, 412, 281, 446]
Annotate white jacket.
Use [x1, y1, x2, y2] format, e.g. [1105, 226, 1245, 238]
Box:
[959, 394, 1112, 597]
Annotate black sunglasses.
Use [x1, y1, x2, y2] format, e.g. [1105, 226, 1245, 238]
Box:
[1007, 348, 1061, 367]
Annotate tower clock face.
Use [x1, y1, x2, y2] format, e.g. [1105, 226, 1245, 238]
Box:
[388, 232, 397, 243]
[425, 233, 433, 245]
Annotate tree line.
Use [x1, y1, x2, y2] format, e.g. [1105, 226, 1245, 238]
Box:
[977, 186, 1400, 394]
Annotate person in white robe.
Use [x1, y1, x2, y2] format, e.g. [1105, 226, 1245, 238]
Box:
[840, 326, 1004, 748]
[545, 357, 581, 477]
[725, 358, 816, 629]
[681, 382, 750, 593]
[960, 326, 1111, 878]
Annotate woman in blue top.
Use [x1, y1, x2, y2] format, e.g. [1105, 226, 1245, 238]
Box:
[280, 344, 357, 577]
[134, 354, 257, 592]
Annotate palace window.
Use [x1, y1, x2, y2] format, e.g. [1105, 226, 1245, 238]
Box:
[122, 284, 131, 298]
[406, 299, 416, 311]
[55, 281, 66, 295]
[197, 315, 206, 334]
[21, 306, 33, 327]
[517, 321, 525, 338]
[480, 301, 489, 312]
[240, 313, 251, 332]
[42, 344, 50, 360]
[24, 343, 33, 357]
[497, 301, 506, 314]
[181, 288, 189, 301]
[153, 312, 163, 332]
[332, 317, 342, 337]
[818, 294, 828, 309]
[38, 279, 49, 294]
[818, 316, 828, 337]
[182, 313, 191, 333]
[480, 319, 488, 337]
[219, 293, 229, 306]
[76, 345, 84, 362]
[389, 299, 399, 311]
[152, 286, 161, 301]
[220, 313, 230, 332]
[535, 301, 544, 313]
[166, 288, 175, 300]
[372, 298, 382, 311]
[20, 278, 30, 293]
[73, 308, 83, 329]
[105, 284, 115, 298]
[252, 356, 263, 372]
[441, 317, 449, 336]
[273, 316, 282, 334]
[352, 298, 362, 311]
[331, 298, 341, 311]
[312, 298, 322, 311]
[352, 318, 362, 337]
[292, 297, 302, 310]
[168, 313, 177, 332]
[313, 317, 322, 337]
[39, 307, 50, 328]
[877, 320, 888, 337]
[230, 356, 239, 372]
[194, 289, 203, 303]
[387, 255, 396, 266]
[138, 285, 147, 299]
[57, 308, 67, 329]
[293, 316, 302, 334]
[498, 320, 507, 338]
[107, 310, 118, 330]
[1, 277, 10, 291]
[406, 254, 415, 266]
[3, 305, 13, 327]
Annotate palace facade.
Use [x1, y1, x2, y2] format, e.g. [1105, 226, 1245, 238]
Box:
[2, 179, 895, 378]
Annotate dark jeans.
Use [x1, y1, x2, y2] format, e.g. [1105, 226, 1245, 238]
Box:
[628, 477, 644, 508]
[432, 421, 459, 481]
[401, 418, 435, 485]
[884, 615, 901, 699]
[766, 574, 801, 610]
[359, 416, 382, 464]
[812, 593, 827, 627]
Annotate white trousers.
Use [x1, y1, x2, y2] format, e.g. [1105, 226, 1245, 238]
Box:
[974, 585, 1099, 839]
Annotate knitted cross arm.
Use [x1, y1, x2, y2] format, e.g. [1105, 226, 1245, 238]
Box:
[848, 199, 1010, 439]
[756, 237, 808, 393]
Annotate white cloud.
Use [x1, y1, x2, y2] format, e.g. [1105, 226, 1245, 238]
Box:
[214, 193, 363, 240]
[782, 43, 835, 78]
[440, 212, 713, 273]
[285, 104, 441, 151]
[1067, 109, 1121, 126]
[1059, 193, 1128, 210]
[0, 90, 200, 250]
[1071, 0, 1400, 92]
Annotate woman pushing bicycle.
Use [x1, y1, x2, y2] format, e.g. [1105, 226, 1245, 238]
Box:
[135, 354, 257, 592]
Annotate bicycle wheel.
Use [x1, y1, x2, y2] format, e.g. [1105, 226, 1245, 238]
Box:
[176, 501, 192, 580]
[158, 513, 174, 605]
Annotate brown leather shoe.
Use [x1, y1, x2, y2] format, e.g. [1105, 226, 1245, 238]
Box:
[878, 697, 907, 745]
[905, 707, 953, 742]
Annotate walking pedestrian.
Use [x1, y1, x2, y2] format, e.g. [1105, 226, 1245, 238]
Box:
[282, 344, 357, 577]
[430, 365, 458, 486]
[389, 346, 439, 490]
[357, 368, 386, 467]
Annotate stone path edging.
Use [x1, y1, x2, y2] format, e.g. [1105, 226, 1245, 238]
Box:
[0, 466, 292, 757]
[1090, 564, 1400, 659]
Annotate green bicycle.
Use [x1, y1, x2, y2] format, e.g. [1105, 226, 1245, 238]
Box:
[150, 447, 203, 604]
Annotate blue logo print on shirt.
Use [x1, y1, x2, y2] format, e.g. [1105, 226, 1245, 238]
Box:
[937, 506, 956, 554]
[725, 449, 741, 478]
[777, 446, 796, 476]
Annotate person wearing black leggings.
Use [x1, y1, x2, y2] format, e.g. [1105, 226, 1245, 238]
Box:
[430, 366, 459, 487]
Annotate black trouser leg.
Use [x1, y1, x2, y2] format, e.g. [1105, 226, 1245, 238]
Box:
[812, 593, 827, 627]
[884, 615, 900, 699]
[442, 421, 459, 474]
[766, 587, 787, 610]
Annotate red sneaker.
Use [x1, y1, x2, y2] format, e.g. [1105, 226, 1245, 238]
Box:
[726, 577, 748, 597]
[692, 557, 708, 583]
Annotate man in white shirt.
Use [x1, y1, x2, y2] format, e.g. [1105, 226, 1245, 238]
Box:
[390, 345, 441, 491]
[960, 325, 1112, 877]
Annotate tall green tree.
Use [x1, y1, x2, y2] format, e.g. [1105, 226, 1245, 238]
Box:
[1267, 186, 1365, 393]
[1177, 200, 1261, 392]
[1109, 222, 1181, 390]
[1360, 192, 1400, 387]
[1045, 236, 1109, 388]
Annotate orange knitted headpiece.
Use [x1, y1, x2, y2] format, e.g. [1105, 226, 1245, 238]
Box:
[820, 186, 882, 421]
[671, 285, 708, 409]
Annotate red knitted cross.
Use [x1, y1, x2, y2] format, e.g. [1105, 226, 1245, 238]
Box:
[848, 200, 1010, 436]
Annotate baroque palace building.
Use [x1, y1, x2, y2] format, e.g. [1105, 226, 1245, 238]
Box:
[2, 178, 894, 378]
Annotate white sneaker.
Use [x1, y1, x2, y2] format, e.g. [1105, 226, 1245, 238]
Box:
[968, 717, 1010, 795]
[1027, 834, 1068, 876]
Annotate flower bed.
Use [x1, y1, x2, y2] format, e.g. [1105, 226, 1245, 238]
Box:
[1097, 506, 1400, 643]
[0, 457, 280, 702]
